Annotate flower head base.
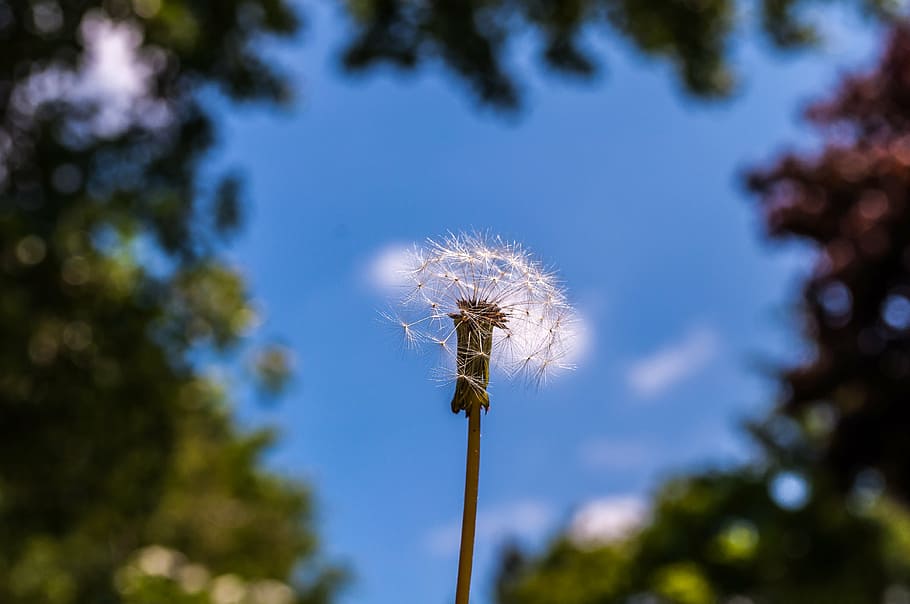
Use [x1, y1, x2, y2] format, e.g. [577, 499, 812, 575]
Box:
[389, 233, 578, 413]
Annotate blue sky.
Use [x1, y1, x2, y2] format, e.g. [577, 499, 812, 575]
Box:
[206, 6, 881, 604]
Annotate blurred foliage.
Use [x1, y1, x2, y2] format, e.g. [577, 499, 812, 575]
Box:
[496, 26, 910, 604]
[250, 344, 295, 397]
[748, 24, 910, 503]
[496, 449, 910, 603]
[338, 0, 898, 107]
[115, 544, 324, 604]
[0, 0, 341, 602]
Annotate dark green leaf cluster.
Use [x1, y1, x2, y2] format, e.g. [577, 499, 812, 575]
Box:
[338, 0, 897, 108]
[0, 1, 342, 602]
[497, 461, 910, 604]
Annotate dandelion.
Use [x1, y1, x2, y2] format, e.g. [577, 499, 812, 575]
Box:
[386, 232, 578, 604]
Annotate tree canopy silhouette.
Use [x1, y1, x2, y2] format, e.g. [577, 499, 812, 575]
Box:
[0, 1, 341, 602]
[338, 0, 896, 107]
[748, 24, 910, 503]
[495, 419, 910, 604]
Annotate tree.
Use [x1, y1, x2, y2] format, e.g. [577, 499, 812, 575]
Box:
[494, 24, 910, 604]
[748, 24, 910, 503]
[495, 437, 910, 604]
[338, 0, 896, 108]
[0, 1, 342, 602]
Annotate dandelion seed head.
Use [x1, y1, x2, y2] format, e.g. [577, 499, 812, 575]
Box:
[390, 232, 578, 388]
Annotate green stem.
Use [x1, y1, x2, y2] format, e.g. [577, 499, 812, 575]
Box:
[455, 402, 482, 604]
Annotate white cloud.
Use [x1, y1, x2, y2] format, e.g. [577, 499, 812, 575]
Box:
[568, 495, 649, 547]
[579, 438, 653, 470]
[363, 243, 414, 294]
[626, 326, 718, 398]
[561, 309, 593, 368]
[424, 499, 554, 557]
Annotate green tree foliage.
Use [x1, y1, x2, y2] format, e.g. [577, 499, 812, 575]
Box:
[0, 1, 340, 602]
[338, 0, 897, 107]
[496, 450, 910, 604]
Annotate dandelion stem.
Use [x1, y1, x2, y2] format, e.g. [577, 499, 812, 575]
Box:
[455, 400, 482, 604]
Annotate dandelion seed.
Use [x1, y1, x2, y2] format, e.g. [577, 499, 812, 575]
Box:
[390, 232, 577, 410]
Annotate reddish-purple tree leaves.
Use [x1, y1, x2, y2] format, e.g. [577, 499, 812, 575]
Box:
[748, 26, 910, 501]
